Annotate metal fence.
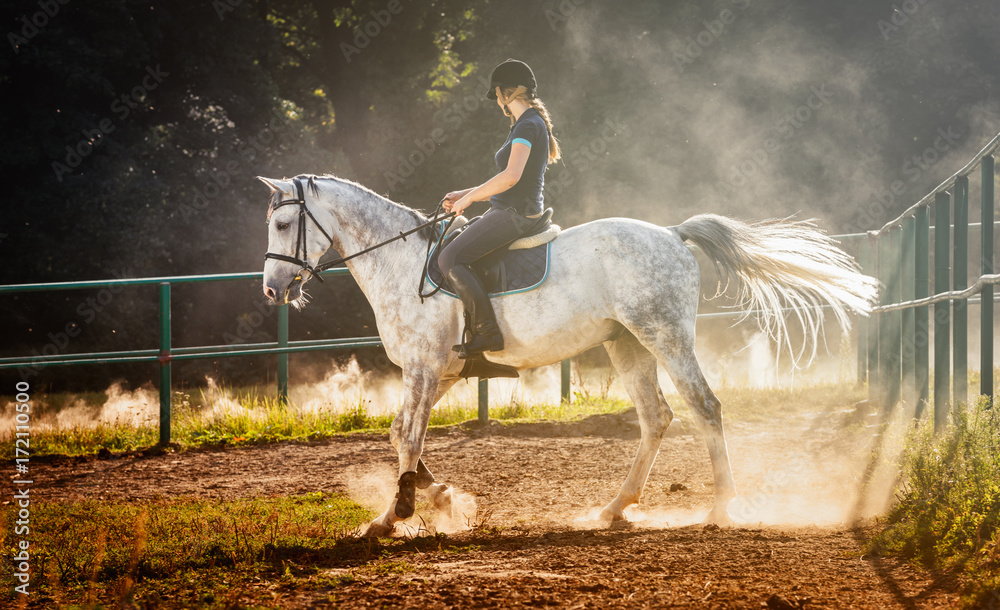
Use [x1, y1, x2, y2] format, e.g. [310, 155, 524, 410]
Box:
[0, 267, 571, 442]
[860, 132, 999, 428]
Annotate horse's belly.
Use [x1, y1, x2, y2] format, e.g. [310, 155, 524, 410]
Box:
[490, 281, 621, 368]
[488, 315, 621, 368]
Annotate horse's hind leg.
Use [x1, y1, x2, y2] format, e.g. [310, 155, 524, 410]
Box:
[653, 342, 737, 524]
[617, 296, 737, 524]
[598, 330, 674, 524]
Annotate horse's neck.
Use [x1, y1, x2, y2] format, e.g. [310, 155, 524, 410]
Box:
[316, 182, 428, 308]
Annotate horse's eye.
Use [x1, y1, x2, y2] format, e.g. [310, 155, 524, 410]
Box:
[276, 222, 290, 231]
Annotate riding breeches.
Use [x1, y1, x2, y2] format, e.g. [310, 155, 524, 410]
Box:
[437, 207, 533, 275]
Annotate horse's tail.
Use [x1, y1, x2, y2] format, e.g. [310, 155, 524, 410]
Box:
[675, 213, 879, 366]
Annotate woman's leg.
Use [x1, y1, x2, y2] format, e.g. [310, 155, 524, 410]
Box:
[438, 208, 527, 356]
[438, 207, 527, 274]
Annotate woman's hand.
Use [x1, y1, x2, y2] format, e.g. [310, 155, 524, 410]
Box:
[442, 190, 465, 206]
[441, 188, 476, 216]
[448, 194, 474, 217]
[441, 189, 470, 211]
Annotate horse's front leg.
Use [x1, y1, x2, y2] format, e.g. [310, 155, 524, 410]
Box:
[363, 369, 453, 537]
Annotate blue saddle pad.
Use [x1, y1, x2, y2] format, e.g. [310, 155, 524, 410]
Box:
[426, 241, 552, 298]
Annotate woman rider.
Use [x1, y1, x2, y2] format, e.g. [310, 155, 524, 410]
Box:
[439, 59, 561, 358]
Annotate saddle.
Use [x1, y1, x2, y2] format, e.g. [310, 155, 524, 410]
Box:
[429, 208, 559, 296]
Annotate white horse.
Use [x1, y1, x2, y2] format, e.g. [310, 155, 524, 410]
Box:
[258, 174, 877, 536]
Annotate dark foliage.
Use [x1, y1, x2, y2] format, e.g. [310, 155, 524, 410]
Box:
[1, 0, 998, 390]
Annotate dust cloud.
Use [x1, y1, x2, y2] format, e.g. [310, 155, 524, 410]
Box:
[547, 1, 1000, 234]
[563, 399, 910, 531]
[341, 462, 479, 536]
[291, 357, 403, 416]
[722, 400, 914, 527]
[0, 382, 157, 438]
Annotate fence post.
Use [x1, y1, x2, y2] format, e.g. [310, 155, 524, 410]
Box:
[982, 155, 995, 406]
[915, 207, 931, 417]
[561, 358, 572, 403]
[277, 303, 289, 403]
[901, 217, 916, 407]
[478, 378, 489, 423]
[867, 233, 880, 404]
[933, 192, 951, 431]
[158, 282, 172, 445]
[883, 230, 902, 409]
[857, 243, 869, 386]
[953, 176, 969, 407]
[876, 233, 884, 406]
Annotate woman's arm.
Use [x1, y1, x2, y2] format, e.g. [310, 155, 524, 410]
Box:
[443, 142, 531, 216]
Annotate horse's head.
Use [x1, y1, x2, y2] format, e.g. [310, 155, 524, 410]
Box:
[258, 176, 331, 307]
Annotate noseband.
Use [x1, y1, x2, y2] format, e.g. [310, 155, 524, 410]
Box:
[264, 178, 335, 283]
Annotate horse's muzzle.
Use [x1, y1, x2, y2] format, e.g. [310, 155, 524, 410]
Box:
[263, 274, 304, 305]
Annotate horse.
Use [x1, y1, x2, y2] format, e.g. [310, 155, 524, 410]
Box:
[258, 174, 878, 537]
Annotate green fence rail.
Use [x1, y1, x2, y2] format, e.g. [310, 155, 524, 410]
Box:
[860, 131, 1000, 427]
[0, 266, 576, 439]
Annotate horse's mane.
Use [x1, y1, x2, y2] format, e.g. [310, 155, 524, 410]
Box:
[267, 174, 435, 241]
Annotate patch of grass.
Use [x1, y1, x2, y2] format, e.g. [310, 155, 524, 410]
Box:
[361, 559, 417, 576]
[0, 389, 399, 459]
[178, 394, 395, 446]
[1, 386, 639, 459]
[870, 396, 1000, 608]
[26, 422, 160, 457]
[428, 393, 634, 428]
[1, 379, 867, 460]
[0, 489, 503, 608]
[0, 492, 373, 608]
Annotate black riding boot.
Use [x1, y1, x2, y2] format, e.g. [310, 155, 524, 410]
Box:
[446, 264, 504, 358]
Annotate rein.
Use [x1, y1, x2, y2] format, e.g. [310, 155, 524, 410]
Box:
[265, 177, 455, 284]
[417, 200, 459, 303]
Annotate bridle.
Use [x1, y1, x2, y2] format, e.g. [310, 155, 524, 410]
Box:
[264, 177, 455, 286]
[264, 178, 335, 282]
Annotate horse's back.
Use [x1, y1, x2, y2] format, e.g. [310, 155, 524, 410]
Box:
[556, 217, 702, 327]
[489, 216, 700, 367]
[551, 217, 698, 285]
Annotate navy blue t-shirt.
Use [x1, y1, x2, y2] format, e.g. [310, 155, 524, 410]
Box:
[490, 108, 549, 216]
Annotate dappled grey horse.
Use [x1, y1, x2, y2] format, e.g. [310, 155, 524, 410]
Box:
[258, 174, 877, 536]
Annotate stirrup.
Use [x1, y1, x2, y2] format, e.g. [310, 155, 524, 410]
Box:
[452, 333, 504, 359]
[459, 354, 519, 379]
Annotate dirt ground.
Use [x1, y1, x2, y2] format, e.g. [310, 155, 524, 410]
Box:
[15, 406, 964, 609]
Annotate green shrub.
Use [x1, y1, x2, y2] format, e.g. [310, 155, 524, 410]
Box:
[871, 397, 1000, 607]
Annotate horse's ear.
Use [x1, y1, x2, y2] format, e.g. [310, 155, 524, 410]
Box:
[257, 176, 291, 195]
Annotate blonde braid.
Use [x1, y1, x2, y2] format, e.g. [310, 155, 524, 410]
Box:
[500, 86, 561, 165]
[528, 98, 561, 164]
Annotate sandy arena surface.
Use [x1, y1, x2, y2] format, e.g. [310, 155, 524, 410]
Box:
[11, 405, 962, 609]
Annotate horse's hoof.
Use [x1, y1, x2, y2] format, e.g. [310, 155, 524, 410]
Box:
[608, 516, 634, 530]
[598, 507, 627, 526]
[362, 520, 394, 538]
[704, 506, 734, 527]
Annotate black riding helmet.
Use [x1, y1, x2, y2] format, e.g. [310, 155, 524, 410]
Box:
[485, 59, 537, 100]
